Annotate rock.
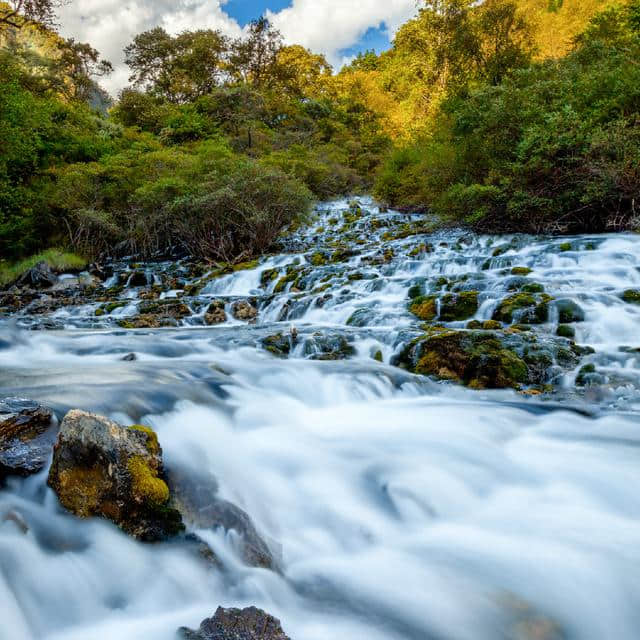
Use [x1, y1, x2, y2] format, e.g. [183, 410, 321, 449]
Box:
[47, 410, 183, 541]
[14, 261, 57, 289]
[0, 398, 55, 479]
[168, 469, 275, 569]
[408, 295, 437, 321]
[138, 299, 191, 319]
[438, 291, 479, 321]
[304, 333, 356, 360]
[555, 299, 585, 323]
[493, 293, 551, 324]
[262, 333, 292, 358]
[620, 289, 640, 305]
[126, 271, 149, 287]
[179, 606, 291, 640]
[117, 315, 179, 329]
[232, 300, 258, 322]
[205, 300, 227, 325]
[556, 324, 575, 338]
[121, 353, 138, 361]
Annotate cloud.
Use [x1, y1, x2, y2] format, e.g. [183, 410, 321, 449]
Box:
[56, 0, 418, 95]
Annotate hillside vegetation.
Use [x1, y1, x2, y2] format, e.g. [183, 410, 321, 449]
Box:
[1, 0, 639, 272]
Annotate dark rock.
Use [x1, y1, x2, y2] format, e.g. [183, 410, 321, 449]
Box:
[262, 333, 292, 358]
[179, 606, 291, 640]
[304, 333, 356, 360]
[168, 469, 275, 569]
[0, 398, 55, 479]
[555, 299, 585, 323]
[47, 410, 183, 541]
[14, 261, 57, 289]
[126, 271, 149, 287]
[122, 353, 138, 361]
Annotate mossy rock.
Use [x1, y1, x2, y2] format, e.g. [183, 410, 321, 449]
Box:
[439, 291, 479, 321]
[555, 299, 585, 323]
[48, 410, 183, 541]
[621, 289, 640, 305]
[408, 283, 424, 299]
[511, 267, 532, 276]
[409, 331, 529, 389]
[493, 293, 550, 324]
[559, 242, 572, 252]
[575, 363, 603, 387]
[261, 333, 292, 358]
[521, 282, 545, 294]
[556, 324, 576, 338]
[408, 296, 437, 321]
[309, 252, 329, 266]
[260, 268, 279, 287]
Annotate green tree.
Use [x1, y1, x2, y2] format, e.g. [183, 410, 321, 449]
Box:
[124, 27, 229, 102]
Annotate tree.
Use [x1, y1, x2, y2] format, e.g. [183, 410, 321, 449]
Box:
[124, 27, 229, 103]
[0, 0, 65, 30]
[274, 45, 332, 97]
[56, 38, 113, 101]
[228, 17, 283, 88]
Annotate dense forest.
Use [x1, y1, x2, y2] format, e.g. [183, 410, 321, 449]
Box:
[1, 0, 639, 270]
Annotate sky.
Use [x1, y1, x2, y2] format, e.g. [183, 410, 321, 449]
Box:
[57, 0, 418, 95]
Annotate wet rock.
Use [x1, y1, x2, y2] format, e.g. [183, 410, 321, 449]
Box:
[138, 299, 191, 319]
[126, 270, 149, 287]
[121, 353, 138, 361]
[556, 325, 575, 338]
[0, 398, 55, 479]
[575, 364, 604, 387]
[262, 333, 292, 358]
[408, 295, 437, 321]
[169, 469, 275, 569]
[117, 315, 179, 329]
[232, 300, 258, 322]
[13, 261, 58, 289]
[620, 289, 640, 305]
[493, 293, 551, 324]
[179, 606, 291, 640]
[438, 291, 479, 321]
[47, 410, 183, 541]
[555, 299, 585, 323]
[395, 330, 533, 389]
[305, 333, 356, 360]
[205, 300, 227, 325]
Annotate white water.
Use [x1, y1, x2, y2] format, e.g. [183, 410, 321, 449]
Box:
[1, 199, 640, 640]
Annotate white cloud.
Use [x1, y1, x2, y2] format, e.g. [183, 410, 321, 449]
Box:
[56, 0, 417, 95]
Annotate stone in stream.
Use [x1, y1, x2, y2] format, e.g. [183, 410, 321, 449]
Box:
[179, 606, 291, 640]
[555, 299, 585, 323]
[47, 410, 183, 541]
[0, 398, 56, 480]
[12, 261, 58, 289]
[205, 300, 227, 325]
[232, 300, 258, 322]
[167, 468, 276, 570]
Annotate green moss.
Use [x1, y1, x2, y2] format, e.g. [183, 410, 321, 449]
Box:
[493, 293, 549, 324]
[409, 295, 437, 321]
[439, 291, 479, 321]
[127, 456, 169, 505]
[128, 425, 161, 455]
[559, 242, 572, 252]
[260, 268, 279, 287]
[232, 259, 259, 272]
[94, 308, 105, 317]
[511, 267, 532, 276]
[0, 249, 87, 286]
[373, 350, 383, 362]
[556, 324, 576, 338]
[482, 320, 502, 330]
[621, 289, 640, 305]
[408, 283, 424, 299]
[521, 282, 545, 293]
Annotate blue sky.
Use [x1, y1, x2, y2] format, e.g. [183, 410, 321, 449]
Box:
[58, 0, 417, 93]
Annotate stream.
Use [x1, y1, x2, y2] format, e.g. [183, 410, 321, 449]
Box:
[1, 198, 640, 640]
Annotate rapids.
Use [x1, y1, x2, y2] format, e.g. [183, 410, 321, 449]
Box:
[1, 198, 640, 640]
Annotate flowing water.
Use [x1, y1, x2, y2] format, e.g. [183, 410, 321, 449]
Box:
[1, 198, 640, 640]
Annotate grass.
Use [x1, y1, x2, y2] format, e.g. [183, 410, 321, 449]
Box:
[0, 249, 87, 287]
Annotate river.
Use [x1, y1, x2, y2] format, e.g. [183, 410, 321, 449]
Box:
[1, 198, 639, 640]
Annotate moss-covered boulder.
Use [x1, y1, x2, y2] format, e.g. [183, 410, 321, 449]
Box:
[262, 333, 293, 357]
[438, 291, 479, 321]
[493, 293, 551, 324]
[48, 410, 183, 541]
[397, 330, 529, 389]
[231, 300, 258, 322]
[408, 295, 437, 321]
[556, 324, 576, 338]
[621, 289, 640, 305]
[511, 267, 532, 276]
[117, 314, 178, 329]
[555, 299, 585, 323]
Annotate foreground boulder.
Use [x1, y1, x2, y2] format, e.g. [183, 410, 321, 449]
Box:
[47, 410, 183, 541]
[0, 398, 55, 479]
[13, 261, 58, 289]
[179, 606, 291, 640]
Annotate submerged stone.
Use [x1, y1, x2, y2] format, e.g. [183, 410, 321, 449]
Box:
[621, 289, 640, 305]
[438, 291, 479, 321]
[555, 299, 585, 323]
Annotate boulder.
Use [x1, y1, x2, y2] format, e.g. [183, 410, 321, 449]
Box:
[47, 410, 183, 541]
[205, 300, 227, 325]
[0, 398, 55, 479]
[168, 469, 275, 570]
[14, 261, 57, 289]
[232, 300, 258, 322]
[555, 299, 585, 323]
[179, 606, 291, 640]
